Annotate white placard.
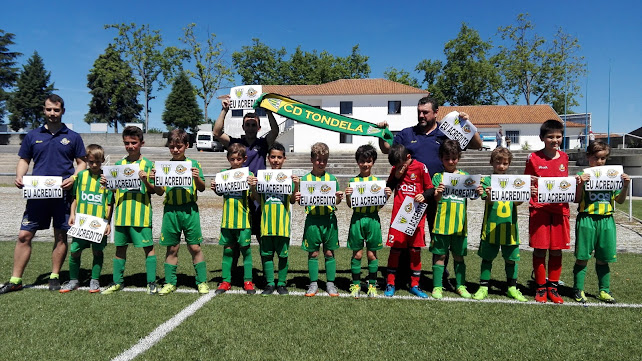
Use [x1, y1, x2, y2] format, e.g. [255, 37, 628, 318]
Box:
[22, 176, 63, 199]
[582, 165, 624, 191]
[349, 181, 388, 208]
[154, 161, 193, 188]
[490, 175, 531, 202]
[299, 181, 337, 206]
[442, 173, 481, 199]
[391, 196, 428, 236]
[103, 164, 142, 190]
[438, 111, 478, 149]
[67, 213, 108, 243]
[257, 169, 293, 194]
[229, 85, 263, 110]
[537, 176, 576, 203]
[215, 167, 249, 193]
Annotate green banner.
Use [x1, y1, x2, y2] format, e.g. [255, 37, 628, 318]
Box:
[253, 93, 394, 145]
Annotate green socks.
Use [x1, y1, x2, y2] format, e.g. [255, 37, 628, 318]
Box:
[573, 263, 587, 291]
[69, 256, 81, 280]
[308, 255, 319, 282]
[164, 263, 178, 286]
[454, 261, 466, 288]
[596, 263, 610, 292]
[325, 255, 336, 282]
[193, 261, 207, 285]
[92, 253, 103, 280]
[146, 255, 157, 283]
[505, 262, 518, 281]
[480, 259, 492, 282]
[113, 258, 126, 284]
[368, 259, 378, 285]
[277, 257, 288, 286]
[262, 256, 275, 286]
[351, 257, 361, 285]
[432, 264, 445, 288]
[222, 247, 234, 283]
[240, 247, 253, 282]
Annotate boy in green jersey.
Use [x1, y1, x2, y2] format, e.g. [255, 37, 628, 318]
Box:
[102, 126, 164, 295]
[250, 142, 299, 295]
[574, 140, 630, 303]
[211, 143, 257, 295]
[156, 129, 208, 296]
[299, 142, 344, 297]
[431, 139, 483, 299]
[472, 147, 527, 302]
[60, 144, 114, 293]
[344, 144, 391, 298]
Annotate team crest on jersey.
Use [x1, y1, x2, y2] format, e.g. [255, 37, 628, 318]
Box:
[320, 184, 331, 194]
[264, 172, 272, 182]
[371, 184, 382, 193]
[307, 184, 316, 194]
[404, 202, 413, 213]
[499, 178, 508, 189]
[464, 178, 476, 187]
[545, 180, 555, 191]
[450, 178, 459, 187]
[559, 164, 565, 172]
[607, 169, 618, 178]
[123, 167, 135, 176]
[89, 220, 101, 229]
[559, 180, 572, 191]
[44, 178, 56, 187]
[175, 165, 187, 175]
[233, 171, 243, 179]
[513, 178, 526, 188]
[276, 172, 287, 182]
[60, 138, 70, 145]
[357, 184, 366, 195]
[409, 173, 417, 181]
[79, 217, 86, 226]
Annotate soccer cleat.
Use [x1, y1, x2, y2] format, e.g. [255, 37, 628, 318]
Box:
[197, 283, 210, 295]
[0, 281, 23, 295]
[305, 283, 318, 297]
[547, 287, 563, 304]
[431, 287, 443, 299]
[89, 279, 101, 293]
[384, 284, 395, 297]
[147, 282, 159, 295]
[472, 286, 488, 300]
[367, 284, 377, 298]
[158, 283, 177, 296]
[349, 284, 361, 298]
[101, 283, 122, 295]
[215, 281, 231, 295]
[573, 289, 587, 304]
[598, 291, 616, 304]
[409, 286, 429, 298]
[326, 282, 339, 297]
[507, 286, 527, 302]
[534, 287, 547, 303]
[48, 278, 61, 291]
[59, 280, 79, 293]
[262, 285, 276, 296]
[456, 285, 472, 299]
[276, 286, 289, 295]
[244, 281, 256, 295]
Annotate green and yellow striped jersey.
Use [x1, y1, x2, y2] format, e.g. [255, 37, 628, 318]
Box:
[72, 169, 113, 219]
[348, 175, 382, 214]
[113, 157, 154, 227]
[163, 158, 204, 206]
[432, 170, 468, 236]
[577, 171, 620, 215]
[260, 191, 292, 237]
[302, 172, 339, 216]
[219, 169, 252, 229]
[480, 176, 519, 245]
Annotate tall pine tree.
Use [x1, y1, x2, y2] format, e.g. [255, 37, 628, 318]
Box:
[8, 51, 54, 131]
[0, 30, 22, 123]
[162, 72, 202, 133]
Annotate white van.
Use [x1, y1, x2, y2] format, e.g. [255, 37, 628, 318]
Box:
[196, 131, 224, 152]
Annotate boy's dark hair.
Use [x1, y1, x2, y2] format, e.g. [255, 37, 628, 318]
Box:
[243, 113, 261, 127]
[310, 142, 329, 159]
[167, 128, 189, 146]
[587, 139, 611, 157]
[388, 144, 410, 166]
[45, 94, 64, 109]
[355, 144, 378, 163]
[227, 143, 247, 159]
[439, 139, 462, 159]
[490, 147, 513, 164]
[418, 96, 438, 112]
[123, 125, 144, 141]
[86, 144, 105, 162]
[539, 119, 564, 138]
[268, 142, 286, 155]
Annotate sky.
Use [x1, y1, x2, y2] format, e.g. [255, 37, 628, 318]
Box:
[1, 0, 640, 135]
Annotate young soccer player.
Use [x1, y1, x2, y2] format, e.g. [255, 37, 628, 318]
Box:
[573, 140, 630, 303]
[472, 147, 527, 302]
[211, 143, 257, 295]
[250, 142, 299, 295]
[431, 139, 481, 299]
[60, 144, 114, 293]
[384, 144, 433, 298]
[345, 144, 392, 298]
[102, 126, 164, 295]
[299, 142, 344, 297]
[156, 129, 208, 295]
[524, 119, 571, 303]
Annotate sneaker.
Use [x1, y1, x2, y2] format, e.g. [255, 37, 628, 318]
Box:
[326, 282, 339, 297]
[101, 283, 122, 295]
[547, 287, 563, 304]
[349, 284, 361, 298]
[507, 286, 527, 302]
[147, 282, 159, 295]
[262, 285, 276, 295]
[574, 289, 587, 304]
[158, 283, 177, 296]
[472, 286, 488, 300]
[59, 280, 79, 293]
[48, 278, 61, 291]
[244, 281, 256, 295]
[197, 283, 210, 295]
[89, 279, 100, 293]
[534, 287, 547, 303]
[305, 283, 318, 297]
[384, 284, 395, 297]
[276, 286, 289, 295]
[598, 290, 616, 304]
[409, 286, 429, 298]
[456, 285, 472, 299]
[367, 284, 377, 298]
[0, 281, 23, 295]
[215, 281, 231, 295]
[432, 287, 443, 299]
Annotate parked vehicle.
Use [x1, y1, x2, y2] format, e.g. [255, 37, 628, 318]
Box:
[196, 131, 224, 152]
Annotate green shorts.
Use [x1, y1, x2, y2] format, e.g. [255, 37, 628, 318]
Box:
[71, 236, 107, 253]
[219, 228, 252, 247]
[160, 203, 203, 246]
[302, 214, 339, 252]
[347, 213, 383, 251]
[114, 226, 154, 248]
[575, 213, 617, 262]
[260, 236, 289, 258]
[429, 234, 468, 256]
[477, 242, 520, 262]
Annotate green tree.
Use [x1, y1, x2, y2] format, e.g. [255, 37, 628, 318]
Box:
[339, 44, 370, 79]
[8, 51, 55, 131]
[105, 23, 187, 132]
[0, 30, 21, 122]
[384, 67, 420, 88]
[415, 59, 444, 103]
[85, 45, 142, 133]
[232, 38, 287, 85]
[162, 72, 203, 132]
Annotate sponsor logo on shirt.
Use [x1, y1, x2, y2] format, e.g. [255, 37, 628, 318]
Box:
[60, 138, 70, 145]
[409, 173, 417, 180]
[538, 166, 548, 169]
[36, 140, 43, 143]
[559, 164, 565, 172]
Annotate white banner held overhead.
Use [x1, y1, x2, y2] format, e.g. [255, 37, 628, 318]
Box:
[490, 175, 531, 202]
[257, 169, 293, 195]
[438, 111, 478, 149]
[215, 167, 249, 194]
[442, 173, 481, 199]
[582, 165, 624, 191]
[67, 213, 108, 243]
[154, 161, 193, 188]
[229, 85, 263, 110]
[349, 181, 388, 208]
[299, 181, 337, 207]
[103, 164, 142, 191]
[391, 196, 428, 236]
[537, 176, 576, 203]
[22, 176, 63, 199]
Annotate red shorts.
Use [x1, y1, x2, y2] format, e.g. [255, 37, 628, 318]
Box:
[386, 226, 426, 248]
[529, 208, 570, 250]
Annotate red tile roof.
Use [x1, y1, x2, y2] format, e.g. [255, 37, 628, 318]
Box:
[262, 78, 430, 96]
[437, 105, 583, 127]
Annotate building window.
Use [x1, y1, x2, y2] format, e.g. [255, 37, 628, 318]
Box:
[388, 101, 401, 114]
[255, 108, 266, 116]
[340, 101, 352, 115]
[231, 109, 243, 117]
[506, 130, 519, 145]
[340, 133, 352, 143]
